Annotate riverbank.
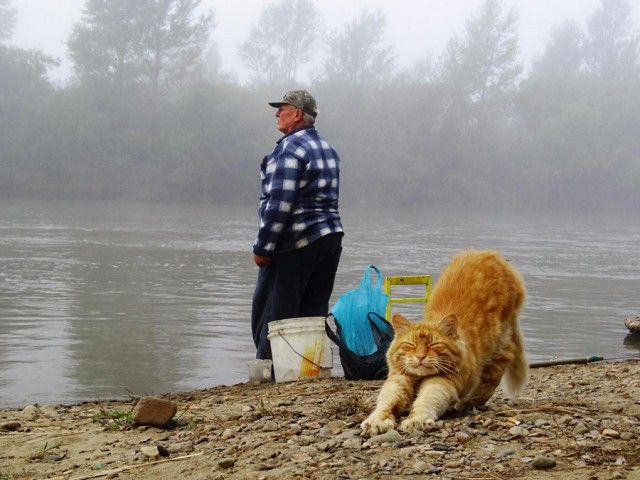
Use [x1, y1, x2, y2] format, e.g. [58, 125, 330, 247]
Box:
[1, 359, 639, 480]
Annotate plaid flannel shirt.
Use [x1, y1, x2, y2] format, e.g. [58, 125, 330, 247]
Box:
[253, 126, 343, 256]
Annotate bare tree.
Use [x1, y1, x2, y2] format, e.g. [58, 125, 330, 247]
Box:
[238, 0, 320, 84]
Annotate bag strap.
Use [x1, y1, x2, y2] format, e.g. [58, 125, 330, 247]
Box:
[324, 314, 345, 348]
[368, 312, 395, 343]
[361, 265, 383, 290]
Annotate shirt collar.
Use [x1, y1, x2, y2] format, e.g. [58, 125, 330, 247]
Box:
[276, 125, 315, 144]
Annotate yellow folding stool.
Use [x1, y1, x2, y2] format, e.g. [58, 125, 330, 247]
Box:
[383, 275, 432, 320]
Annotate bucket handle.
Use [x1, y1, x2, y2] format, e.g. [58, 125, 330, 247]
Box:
[277, 331, 329, 369]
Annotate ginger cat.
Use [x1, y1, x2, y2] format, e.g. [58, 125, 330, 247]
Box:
[361, 249, 528, 437]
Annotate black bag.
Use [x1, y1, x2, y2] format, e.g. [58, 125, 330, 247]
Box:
[325, 312, 394, 380]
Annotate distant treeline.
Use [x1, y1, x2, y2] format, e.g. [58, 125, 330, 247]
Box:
[1, 0, 639, 213]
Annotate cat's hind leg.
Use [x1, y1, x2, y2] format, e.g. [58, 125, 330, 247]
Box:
[361, 374, 415, 437]
[400, 377, 458, 433]
[463, 351, 516, 407]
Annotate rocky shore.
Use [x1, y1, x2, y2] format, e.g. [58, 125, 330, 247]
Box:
[1, 359, 639, 480]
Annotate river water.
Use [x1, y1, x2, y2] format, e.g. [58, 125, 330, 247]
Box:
[1, 200, 638, 407]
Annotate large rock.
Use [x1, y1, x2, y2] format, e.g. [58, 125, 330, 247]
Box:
[132, 397, 177, 427]
[624, 316, 640, 334]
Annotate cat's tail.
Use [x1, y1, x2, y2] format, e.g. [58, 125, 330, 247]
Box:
[503, 320, 528, 398]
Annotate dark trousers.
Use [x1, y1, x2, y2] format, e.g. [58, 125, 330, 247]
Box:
[251, 233, 343, 360]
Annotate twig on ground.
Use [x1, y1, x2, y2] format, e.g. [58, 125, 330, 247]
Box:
[62, 451, 204, 480]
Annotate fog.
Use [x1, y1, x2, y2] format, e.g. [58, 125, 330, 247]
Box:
[2, 0, 640, 213]
[12, 0, 638, 83]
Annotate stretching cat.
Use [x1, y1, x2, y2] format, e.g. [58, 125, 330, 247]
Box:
[361, 249, 528, 437]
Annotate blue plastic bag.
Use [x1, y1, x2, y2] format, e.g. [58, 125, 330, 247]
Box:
[330, 265, 389, 356]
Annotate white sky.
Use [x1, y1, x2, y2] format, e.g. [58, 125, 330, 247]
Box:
[10, 0, 640, 84]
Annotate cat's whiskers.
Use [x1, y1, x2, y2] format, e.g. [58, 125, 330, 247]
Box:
[434, 358, 460, 377]
[391, 359, 410, 375]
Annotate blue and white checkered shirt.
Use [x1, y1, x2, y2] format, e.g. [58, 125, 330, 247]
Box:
[253, 126, 343, 256]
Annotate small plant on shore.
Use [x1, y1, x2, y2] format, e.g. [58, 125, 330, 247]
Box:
[324, 389, 372, 418]
[29, 440, 64, 460]
[174, 405, 199, 430]
[251, 396, 291, 420]
[255, 397, 275, 417]
[93, 406, 134, 431]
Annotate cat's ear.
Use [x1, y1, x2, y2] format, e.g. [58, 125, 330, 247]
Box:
[439, 314, 458, 336]
[391, 314, 413, 333]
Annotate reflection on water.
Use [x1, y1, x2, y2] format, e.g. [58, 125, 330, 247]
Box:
[0, 200, 639, 407]
[624, 334, 640, 349]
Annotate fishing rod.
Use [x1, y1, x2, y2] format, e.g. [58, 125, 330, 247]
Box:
[529, 355, 604, 368]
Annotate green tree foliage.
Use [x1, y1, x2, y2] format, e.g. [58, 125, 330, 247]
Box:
[532, 20, 585, 75]
[516, 73, 640, 211]
[0, 0, 16, 42]
[438, 0, 521, 108]
[321, 10, 396, 84]
[63, 0, 216, 202]
[238, 0, 320, 85]
[0, 45, 57, 197]
[68, 0, 214, 95]
[584, 0, 640, 81]
[425, 0, 523, 208]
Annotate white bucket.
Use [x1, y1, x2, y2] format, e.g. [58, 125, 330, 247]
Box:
[267, 317, 333, 382]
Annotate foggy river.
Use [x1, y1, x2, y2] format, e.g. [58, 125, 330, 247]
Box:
[1, 200, 639, 407]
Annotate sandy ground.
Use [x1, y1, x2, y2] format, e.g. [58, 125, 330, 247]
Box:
[1, 359, 639, 480]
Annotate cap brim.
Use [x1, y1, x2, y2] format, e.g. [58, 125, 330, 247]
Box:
[268, 101, 291, 108]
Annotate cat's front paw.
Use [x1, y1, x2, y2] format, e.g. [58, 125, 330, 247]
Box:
[399, 416, 437, 433]
[360, 413, 395, 437]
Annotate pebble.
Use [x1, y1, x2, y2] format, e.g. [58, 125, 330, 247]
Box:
[602, 428, 620, 438]
[430, 442, 450, 451]
[412, 460, 430, 472]
[573, 422, 590, 435]
[218, 457, 236, 469]
[21, 405, 39, 418]
[369, 429, 402, 444]
[43, 454, 65, 462]
[262, 420, 279, 432]
[508, 426, 528, 437]
[220, 428, 235, 440]
[0, 421, 21, 431]
[499, 447, 515, 458]
[140, 446, 161, 458]
[342, 437, 363, 449]
[169, 441, 194, 453]
[532, 455, 556, 470]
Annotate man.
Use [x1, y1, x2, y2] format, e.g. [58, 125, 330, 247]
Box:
[251, 90, 344, 361]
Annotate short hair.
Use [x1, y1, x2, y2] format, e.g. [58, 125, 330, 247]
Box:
[303, 112, 316, 124]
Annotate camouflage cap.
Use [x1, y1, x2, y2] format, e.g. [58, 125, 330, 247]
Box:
[268, 90, 318, 117]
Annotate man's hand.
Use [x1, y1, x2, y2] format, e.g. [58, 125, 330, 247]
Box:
[254, 254, 272, 267]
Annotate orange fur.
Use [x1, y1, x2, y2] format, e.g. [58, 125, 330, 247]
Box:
[361, 249, 528, 437]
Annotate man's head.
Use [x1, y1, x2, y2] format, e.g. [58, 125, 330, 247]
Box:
[269, 90, 317, 134]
